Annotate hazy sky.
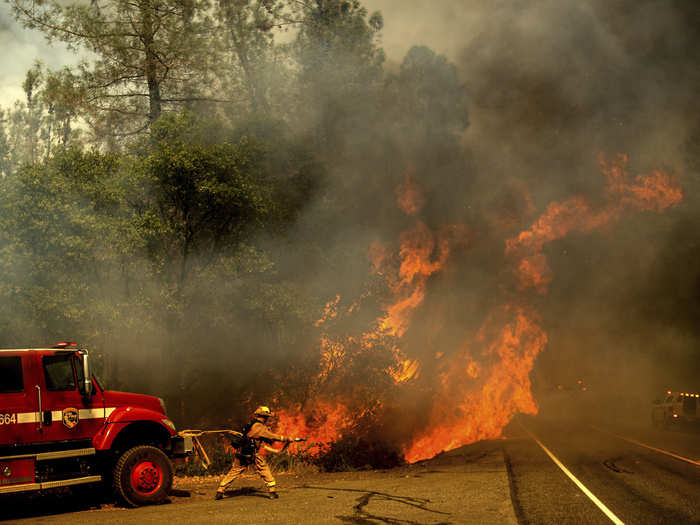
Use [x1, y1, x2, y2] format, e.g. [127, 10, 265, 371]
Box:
[0, 3, 80, 106]
[364, 0, 476, 62]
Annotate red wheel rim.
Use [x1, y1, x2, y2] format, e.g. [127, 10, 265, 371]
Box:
[130, 460, 163, 496]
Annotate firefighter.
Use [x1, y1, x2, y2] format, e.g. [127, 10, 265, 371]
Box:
[215, 405, 297, 500]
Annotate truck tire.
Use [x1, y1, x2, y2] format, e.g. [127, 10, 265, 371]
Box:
[113, 445, 173, 507]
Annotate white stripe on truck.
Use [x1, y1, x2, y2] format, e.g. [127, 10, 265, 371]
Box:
[11, 408, 118, 424]
[17, 413, 38, 424]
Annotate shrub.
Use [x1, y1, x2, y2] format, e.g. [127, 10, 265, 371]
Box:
[315, 437, 405, 472]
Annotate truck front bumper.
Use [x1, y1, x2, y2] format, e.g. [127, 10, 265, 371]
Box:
[170, 435, 193, 458]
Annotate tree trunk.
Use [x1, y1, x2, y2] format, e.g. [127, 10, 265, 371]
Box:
[220, 0, 268, 113]
[141, 0, 162, 123]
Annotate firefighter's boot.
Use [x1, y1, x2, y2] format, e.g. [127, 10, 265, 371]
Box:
[268, 491, 279, 500]
[214, 490, 224, 500]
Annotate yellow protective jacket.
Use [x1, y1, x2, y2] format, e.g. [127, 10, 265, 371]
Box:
[246, 421, 289, 450]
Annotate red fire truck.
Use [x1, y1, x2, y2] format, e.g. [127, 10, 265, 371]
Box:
[0, 343, 191, 506]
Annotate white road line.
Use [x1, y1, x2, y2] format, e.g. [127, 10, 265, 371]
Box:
[521, 425, 626, 525]
[591, 426, 700, 467]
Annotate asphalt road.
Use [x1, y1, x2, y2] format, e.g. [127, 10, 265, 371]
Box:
[3, 416, 699, 524]
[505, 416, 700, 524]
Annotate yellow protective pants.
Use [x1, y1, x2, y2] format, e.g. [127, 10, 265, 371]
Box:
[217, 454, 276, 493]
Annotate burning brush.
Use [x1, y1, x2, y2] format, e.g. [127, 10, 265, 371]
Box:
[271, 155, 681, 465]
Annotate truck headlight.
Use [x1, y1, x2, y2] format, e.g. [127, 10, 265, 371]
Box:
[161, 418, 176, 432]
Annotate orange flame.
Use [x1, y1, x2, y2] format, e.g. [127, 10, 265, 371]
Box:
[377, 222, 469, 338]
[404, 306, 546, 463]
[314, 295, 340, 327]
[507, 154, 682, 293]
[389, 358, 421, 383]
[276, 401, 354, 454]
[396, 167, 425, 216]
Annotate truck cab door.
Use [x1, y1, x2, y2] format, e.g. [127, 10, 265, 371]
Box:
[0, 354, 41, 446]
[38, 352, 105, 444]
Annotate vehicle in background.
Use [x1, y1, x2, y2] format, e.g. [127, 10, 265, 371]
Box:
[0, 343, 191, 506]
[651, 390, 699, 429]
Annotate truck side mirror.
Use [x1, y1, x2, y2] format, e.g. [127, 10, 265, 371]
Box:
[80, 350, 93, 397]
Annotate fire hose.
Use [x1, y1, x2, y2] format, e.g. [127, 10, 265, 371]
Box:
[178, 429, 306, 470]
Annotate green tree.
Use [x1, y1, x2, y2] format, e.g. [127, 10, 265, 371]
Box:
[0, 108, 11, 177]
[9, 0, 213, 141]
[129, 112, 275, 298]
[216, 0, 277, 114]
[388, 45, 469, 156]
[21, 64, 44, 164]
[123, 112, 276, 416]
[0, 146, 128, 347]
[42, 67, 84, 150]
[0, 64, 85, 177]
[0, 66, 48, 174]
[291, 0, 384, 153]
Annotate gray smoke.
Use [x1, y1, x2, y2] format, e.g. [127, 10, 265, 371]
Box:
[449, 0, 700, 405]
[342, 0, 700, 427]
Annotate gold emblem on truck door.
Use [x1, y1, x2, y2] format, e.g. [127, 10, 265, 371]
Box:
[62, 407, 79, 429]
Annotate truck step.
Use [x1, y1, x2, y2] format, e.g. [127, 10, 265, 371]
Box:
[0, 475, 102, 494]
[0, 448, 96, 462]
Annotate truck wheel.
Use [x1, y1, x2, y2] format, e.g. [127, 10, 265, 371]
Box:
[113, 445, 173, 507]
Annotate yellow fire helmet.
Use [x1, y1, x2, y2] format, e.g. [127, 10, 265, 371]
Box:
[253, 405, 273, 418]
